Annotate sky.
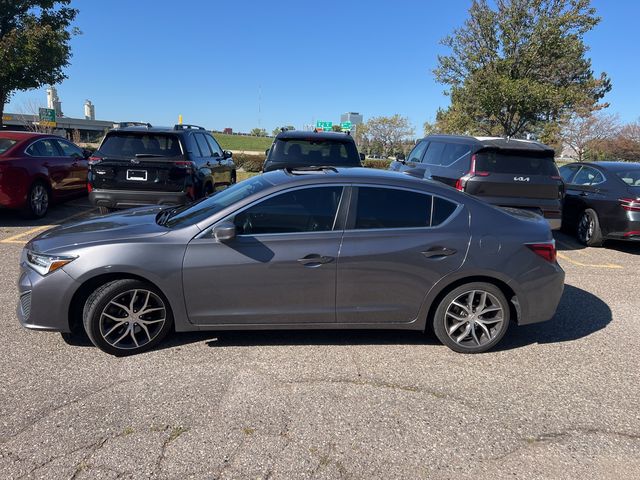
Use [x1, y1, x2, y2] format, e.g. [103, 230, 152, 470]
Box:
[6, 0, 640, 134]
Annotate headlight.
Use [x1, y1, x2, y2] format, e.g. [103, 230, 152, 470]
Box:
[26, 251, 77, 276]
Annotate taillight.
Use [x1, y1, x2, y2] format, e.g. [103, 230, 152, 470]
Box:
[87, 182, 92, 193]
[88, 156, 101, 166]
[526, 242, 557, 263]
[619, 198, 640, 212]
[623, 231, 640, 238]
[174, 161, 193, 172]
[455, 178, 464, 191]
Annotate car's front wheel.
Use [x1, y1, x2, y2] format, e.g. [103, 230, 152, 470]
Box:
[433, 282, 510, 353]
[83, 279, 173, 355]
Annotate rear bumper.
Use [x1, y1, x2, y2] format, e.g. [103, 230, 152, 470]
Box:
[89, 189, 190, 209]
[513, 262, 565, 325]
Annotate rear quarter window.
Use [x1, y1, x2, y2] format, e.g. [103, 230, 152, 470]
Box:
[0, 138, 17, 155]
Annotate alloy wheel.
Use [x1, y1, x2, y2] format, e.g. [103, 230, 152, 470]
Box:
[30, 184, 49, 216]
[444, 290, 504, 348]
[577, 212, 594, 243]
[99, 289, 166, 350]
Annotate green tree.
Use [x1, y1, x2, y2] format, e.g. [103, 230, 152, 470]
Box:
[434, 0, 611, 138]
[250, 128, 267, 137]
[361, 115, 415, 156]
[0, 1, 79, 127]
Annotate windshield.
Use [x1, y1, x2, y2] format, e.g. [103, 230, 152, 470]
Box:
[476, 151, 559, 175]
[0, 138, 17, 155]
[99, 133, 183, 158]
[163, 175, 274, 228]
[269, 138, 360, 166]
[614, 168, 640, 188]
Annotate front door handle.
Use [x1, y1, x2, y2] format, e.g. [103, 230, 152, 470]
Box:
[297, 254, 335, 267]
[421, 247, 457, 258]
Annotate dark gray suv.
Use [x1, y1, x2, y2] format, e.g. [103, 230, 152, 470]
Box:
[18, 167, 564, 356]
[390, 135, 564, 230]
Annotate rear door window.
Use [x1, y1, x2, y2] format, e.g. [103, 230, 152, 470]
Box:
[559, 164, 581, 183]
[234, 186, 344, 235]
[475, 151, 558, 175]
[194, 133, 213, 158]
[353, 187, 432, 229]
[99, 133, 182, 157]
[572, 166, 604, 186]
[26, 139, 60, 157]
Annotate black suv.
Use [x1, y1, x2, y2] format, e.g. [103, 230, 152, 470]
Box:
[390, 135, 564, 229]
[89, 124, 236, 213]
[263, 130, 363, 172]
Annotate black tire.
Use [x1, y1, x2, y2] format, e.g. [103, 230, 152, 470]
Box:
[98, 206, 115, 215]
[576, 208, 604, 247]
[203, 183, 214, 197]
[83, 279, 173, 356]
[433, 282, 510, 354]
[230, 171, 237, 184]
[24, 181, 50, 218]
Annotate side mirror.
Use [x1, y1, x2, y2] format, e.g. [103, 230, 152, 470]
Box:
[396, 153, 406, 162]
[223, 150, 233, 159]
[82, 149, 92, 159]
[359, 153, 365, 162]
[212, 221, 236, 242]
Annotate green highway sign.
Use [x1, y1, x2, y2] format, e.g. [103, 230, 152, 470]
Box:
[39, 108, 56, 127]
[340, 121, 352, 131]
[316, 121, 333, 131]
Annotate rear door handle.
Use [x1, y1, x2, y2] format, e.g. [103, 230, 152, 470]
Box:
[297, 254, 334, 267]
[421, 247, 457, 258]
[579, 192, 589, 197]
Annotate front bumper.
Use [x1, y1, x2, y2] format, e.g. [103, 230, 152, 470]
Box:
[17, 262, 79, 333]
[89, 189, 190, 210]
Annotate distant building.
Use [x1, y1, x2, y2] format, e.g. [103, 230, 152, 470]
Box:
[340, 112, 363, 126]
[46, 86, 63, 117]
[84, 100, 95, 120]
[223, 127, 233, 134]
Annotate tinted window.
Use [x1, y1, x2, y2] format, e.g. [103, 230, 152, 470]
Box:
[26, 139, 60, 157]
[164, 175, 273, 228]
[439, 143, 472, 166]
[475, 151, 559, 175]
[56, 140, 83, 158]
[615, 168, 640, 187]
[269, 138, 360, 166]
[355, 187, 431, 229]
[0, 138, 17, 155]
[559, 164, 581, 182]
[431, 197, 458, 226]
[99, 133, 182, 157]
[422, 142, 447, 165]
[194, 133, 212, 157]
[572, 166, 603, 186]
[407, 141, 428, 163]
[234, 187, 343, 235]
[205, 134, 223, 157]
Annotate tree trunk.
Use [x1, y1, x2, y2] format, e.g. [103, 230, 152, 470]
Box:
[0, 90, 5, 129]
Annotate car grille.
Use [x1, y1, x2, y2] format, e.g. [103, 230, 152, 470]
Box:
[20, 292, 31, 321]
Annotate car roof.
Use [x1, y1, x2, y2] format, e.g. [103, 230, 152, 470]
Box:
[261, 167, 445, 190]
[109, 126, 185, 134]
[0, 131, 57, 141]
[275, 130, 355, 142]
[563, 161, 640, 171]
[423, 134, 554, 153]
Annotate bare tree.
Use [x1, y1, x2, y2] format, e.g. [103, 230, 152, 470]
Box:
[361, 115, 415, 157]
[14, 98, 55, 134]
[561, 112, 620, 161]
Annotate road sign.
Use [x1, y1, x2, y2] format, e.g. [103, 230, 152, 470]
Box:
[316, 121, 332, 131]
[340, 121, 352, 131]
[39, 108, 56, 127]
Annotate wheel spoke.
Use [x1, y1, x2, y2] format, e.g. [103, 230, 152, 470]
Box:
[455, 323, 472, 343]
[451, 301, 470, 313]
[477, 321, 491, 340]
[138, 318, 165, 325]
[129, 290, 138, 311]
[478, 306, 501, 315]
[103, 321, 126, 337]
[140, 291, 151, 312]
[138, 322, 152, 342]
[446, 311, 466, 321]
[448, 319, 467, 334]
[477, 315, 502, 325]
[110, 301, 130, 314]
[478, 291, 487, 312]
[130, 328, 139, 347]
[103, 312, 126, 322]
[139, 306, 164, 316]
[112, 326, 131, 346]
[471, 326, 481, 345]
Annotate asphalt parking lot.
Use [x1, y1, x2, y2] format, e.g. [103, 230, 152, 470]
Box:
[0, 200, 639, 480]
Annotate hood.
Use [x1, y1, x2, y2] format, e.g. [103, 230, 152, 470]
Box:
[27, 207, 169, 254]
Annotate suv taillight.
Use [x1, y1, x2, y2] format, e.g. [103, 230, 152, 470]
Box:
[455, 154, 489, 192]
[88, 156, 101, 166]
[174, 160, 194, 172]
[619, 197, 640, 212]
[526, 242, 557, 263]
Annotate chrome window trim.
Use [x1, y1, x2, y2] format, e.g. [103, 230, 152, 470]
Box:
[24, 138, 60, 158]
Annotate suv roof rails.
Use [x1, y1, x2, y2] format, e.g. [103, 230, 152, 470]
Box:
[174, 124, 205, 130]
[285, 166, 339, 175]
[116, 121, 152, 128]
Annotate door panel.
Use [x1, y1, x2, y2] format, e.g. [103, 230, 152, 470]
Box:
[183, 232, 341, 325]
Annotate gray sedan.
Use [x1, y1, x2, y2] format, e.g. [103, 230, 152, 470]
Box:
[17, 167, 565, 355]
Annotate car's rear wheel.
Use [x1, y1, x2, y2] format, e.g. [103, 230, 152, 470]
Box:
[83, 279, 173, 356]
[25, 181, 50, 218]
[433, 282, 510, 353]
[577, 208, 603, 247]
[203, 183, 214, 197]
[98, 206, 115, 215]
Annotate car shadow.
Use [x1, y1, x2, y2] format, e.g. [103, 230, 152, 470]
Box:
[554, 230, 640, 254]
[62, 285, 610, 354]
[496, 284, 611, 351]
[0, 198, 95, 229]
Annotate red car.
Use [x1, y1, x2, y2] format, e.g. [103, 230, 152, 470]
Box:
[0, 131, 89, 218]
